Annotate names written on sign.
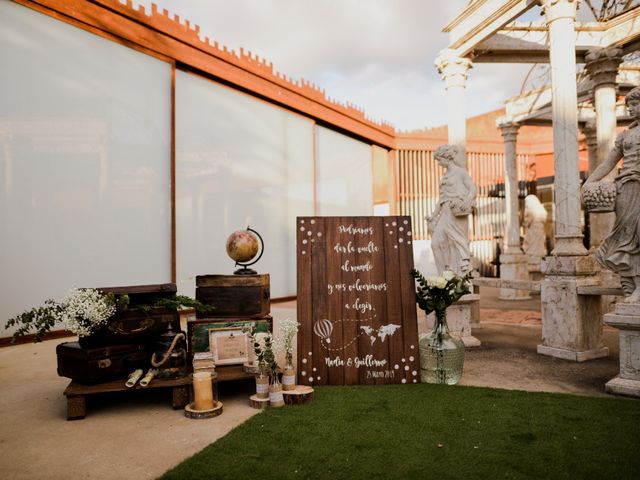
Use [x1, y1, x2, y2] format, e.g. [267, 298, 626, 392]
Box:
[326, 223, 392, 371]
[297, 216, 419, 386]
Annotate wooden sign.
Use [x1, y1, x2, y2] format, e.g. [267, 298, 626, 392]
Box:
[296, 216, 419, 385]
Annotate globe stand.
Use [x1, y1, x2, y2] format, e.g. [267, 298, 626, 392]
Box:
[234, 265, 258, 275]
[232, 227, 264, 276]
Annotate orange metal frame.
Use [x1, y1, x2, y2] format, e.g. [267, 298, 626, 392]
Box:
[12, 0, 396, 284]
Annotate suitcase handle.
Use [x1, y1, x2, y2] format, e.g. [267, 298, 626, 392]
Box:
[108, 318, 154, 335]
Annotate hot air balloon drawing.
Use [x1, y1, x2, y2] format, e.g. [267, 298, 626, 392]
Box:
[313, 319, 333, 344]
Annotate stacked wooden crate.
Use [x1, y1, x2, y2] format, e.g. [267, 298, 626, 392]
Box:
[189, 274, 273, 382]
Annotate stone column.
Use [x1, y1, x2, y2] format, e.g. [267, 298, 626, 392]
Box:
[498, 121, 530, 300]
[580, 120, 598, 175]
[542, 0, 586, 256]
[584, 47, 622, 250]
[435, 49, 472, 168]
[538, 0, 607, 361]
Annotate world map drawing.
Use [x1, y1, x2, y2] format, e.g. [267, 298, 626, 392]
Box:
[360, 324, 401, 345]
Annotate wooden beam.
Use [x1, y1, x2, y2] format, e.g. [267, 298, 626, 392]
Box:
[16, 0, 396, 148]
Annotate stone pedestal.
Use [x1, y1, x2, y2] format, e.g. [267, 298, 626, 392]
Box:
[426, 294, 481, 347]
[596, 267, 623, 314]
[604, 303, 640, 398]
[499, 253, 531, 300]
[538, 255, 609, 361]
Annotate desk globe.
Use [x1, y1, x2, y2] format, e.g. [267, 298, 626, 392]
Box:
[226, 227, 264, 275]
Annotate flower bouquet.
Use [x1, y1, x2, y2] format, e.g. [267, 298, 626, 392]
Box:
[411, 269, 472, 385]
[278, 319, 299, 391]
[262, 335, 284, 407]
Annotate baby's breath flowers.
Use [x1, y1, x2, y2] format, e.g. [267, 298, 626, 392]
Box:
[278, 319, 300, 367]
[6, 288, 116, 342]
[61, 288, 116, 337]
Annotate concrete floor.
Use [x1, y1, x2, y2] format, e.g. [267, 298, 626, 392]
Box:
[0, 293, 629, 480]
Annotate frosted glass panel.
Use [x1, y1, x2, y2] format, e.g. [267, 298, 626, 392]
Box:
[176, 71, 314, 298]
[316, 126, 373, 215]
[0, 2, 172, 331]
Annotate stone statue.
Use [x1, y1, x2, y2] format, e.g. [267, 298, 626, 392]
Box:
[583, 86, 640, 302]
[523, 194, 548, 271]
[427, 144, 477, 276]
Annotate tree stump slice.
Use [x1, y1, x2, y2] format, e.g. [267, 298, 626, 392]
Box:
[283, 385, 314, 405]
[249, 394, 270, 409]
[184, 401, 223, 419]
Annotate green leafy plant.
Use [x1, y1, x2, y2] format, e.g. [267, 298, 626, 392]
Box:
[244, 325, 267, 366]
[6, 289, 213, 343]
[411, 269, 473, 315]
[261, 335, 279, 384]
[127, 295, 214, 315]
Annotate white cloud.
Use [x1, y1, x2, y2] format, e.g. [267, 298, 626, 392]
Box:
[135, 0, 533, 130]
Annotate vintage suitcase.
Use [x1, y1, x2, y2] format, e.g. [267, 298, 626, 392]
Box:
[56, 341, 150, 385]
[79, 283, 181, 348]
[195, 274, 270, 318]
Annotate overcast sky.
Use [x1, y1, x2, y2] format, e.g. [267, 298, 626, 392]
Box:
[134, 0, 542, 131]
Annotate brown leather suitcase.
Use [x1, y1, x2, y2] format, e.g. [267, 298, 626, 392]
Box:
[195, 274, 270, 318]
[78, 283, 180, 348]
[56, 341, 150, 385]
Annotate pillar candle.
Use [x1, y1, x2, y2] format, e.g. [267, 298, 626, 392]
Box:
[193, 372, 214, 410]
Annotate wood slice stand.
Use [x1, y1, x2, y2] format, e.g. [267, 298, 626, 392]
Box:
[249, 394, 270, 409]
[63, 376, 191, 420]
[184, 401, 223, 419]
[282, 385, 314, 405]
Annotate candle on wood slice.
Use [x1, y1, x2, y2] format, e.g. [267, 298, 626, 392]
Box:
[193, 372, 214, 410]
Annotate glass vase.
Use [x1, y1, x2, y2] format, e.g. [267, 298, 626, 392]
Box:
[419, 309, 464, 385]
[255, 361, 269, 399]
[269, 376, 285, 408]
[282, 356, 296, 391]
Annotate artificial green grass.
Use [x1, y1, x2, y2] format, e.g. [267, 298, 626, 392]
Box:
[160, 384, 640, 480]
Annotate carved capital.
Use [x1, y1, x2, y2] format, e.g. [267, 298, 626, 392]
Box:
[585, 47, 624, 88]
[435, 49, 472, 88]
[498, 122, 520, 143]
[579, 119, 597, 150]
[541, 0, 577, 23]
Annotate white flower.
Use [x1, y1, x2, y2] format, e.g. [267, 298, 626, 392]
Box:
[434, 277, 448, 289]
[443, 270, 455, 281]
[61, 288, 116, 337]
[426, 276, 438, 287]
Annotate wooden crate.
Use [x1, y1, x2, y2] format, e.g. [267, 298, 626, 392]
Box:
[195, 274, 270, 318]
[187, 317, 272, 382]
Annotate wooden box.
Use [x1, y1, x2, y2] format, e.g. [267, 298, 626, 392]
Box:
[57, 341, 150, 385]
[79, 284, 180, 348]
[187, 316, 272, 363]
[195, 274, 270, 318]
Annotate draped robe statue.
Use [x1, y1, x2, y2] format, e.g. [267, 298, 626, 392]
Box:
[583, 87, 640, 302]
[427, 145, 477, 276]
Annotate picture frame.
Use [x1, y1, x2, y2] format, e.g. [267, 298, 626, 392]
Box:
[208, 327, 249, 365]
[186, 316, 273, 362]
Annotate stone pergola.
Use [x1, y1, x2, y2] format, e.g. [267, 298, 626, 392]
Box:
[438, 0, 640, 361]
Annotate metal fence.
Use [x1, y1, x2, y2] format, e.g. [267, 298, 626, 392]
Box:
[398, 149, 533, 277]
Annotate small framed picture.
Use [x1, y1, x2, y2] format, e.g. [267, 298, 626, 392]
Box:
[208, 327, 249, 365]
[186, 317, 272, 363]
